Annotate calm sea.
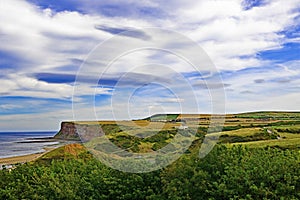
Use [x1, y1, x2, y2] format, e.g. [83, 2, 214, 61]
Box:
[0, 132, 58, 158]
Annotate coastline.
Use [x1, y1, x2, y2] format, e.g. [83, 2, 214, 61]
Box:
[0, 138, 80, 167]
[0, 128, 81, 167]
[0, 147, 56, 166]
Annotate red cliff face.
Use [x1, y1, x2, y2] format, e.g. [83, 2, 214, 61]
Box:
[54, 122, 104, 142]
[54, 122, 79, 140]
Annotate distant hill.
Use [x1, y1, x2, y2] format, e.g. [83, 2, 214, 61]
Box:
[42, 111, 300, 165]
[53, 111, 300, 142]
[142, 113, 179, 121]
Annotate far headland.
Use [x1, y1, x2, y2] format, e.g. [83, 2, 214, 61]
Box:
[53, 111, 300, 141]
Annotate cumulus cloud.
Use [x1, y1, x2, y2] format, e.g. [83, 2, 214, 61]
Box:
[180, 0, 300, 70]
[0, 0, 300, 130]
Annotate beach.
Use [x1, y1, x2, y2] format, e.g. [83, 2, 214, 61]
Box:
[0, 131, 64, 167]
[0, 147, 56, 166]
[0, 152, 44, 165]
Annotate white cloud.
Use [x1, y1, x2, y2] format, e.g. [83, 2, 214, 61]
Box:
[223, 60, 300, 112]
[178, 0, 300, 70]
[0, 104, 23, 110]
[0, 0, 300, 130]
[0, 108, 73, 131]
[226, 92, 300, 113]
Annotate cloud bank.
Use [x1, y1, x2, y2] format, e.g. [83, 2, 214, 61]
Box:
[0, 0, 300, 130]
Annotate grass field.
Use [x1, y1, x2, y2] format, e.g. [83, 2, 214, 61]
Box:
[1, 112, 299, 200]
[31, 111, 299, 176]
[70, 112, 300, 152]
[230, 138, 300, 149]
[3, 112, 299, 166]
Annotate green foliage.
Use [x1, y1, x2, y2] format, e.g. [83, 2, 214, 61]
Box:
[220, 128, 280, 143]
[101, 124, 123, 134]
[144, 114, 179, 121]
[3, 112, 300, 199]
[36, 144, 93, 165]
[236, 111, 300, 120]
[222, 125, 243, 131]
[161, 145, 300, 199]
[106, 128, 177, 152]
[276, 127, 300, 134]
[0, 145, 299, 199]
[0, 159, 163, 200]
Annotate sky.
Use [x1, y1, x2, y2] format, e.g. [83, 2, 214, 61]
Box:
[0, 0, 300, 131]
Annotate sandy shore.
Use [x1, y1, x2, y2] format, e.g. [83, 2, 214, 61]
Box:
[0, 147, 56, 165]
[0, 153, 44, 165]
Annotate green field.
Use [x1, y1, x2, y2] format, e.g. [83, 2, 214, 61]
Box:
[55, 112, 300, 152]
[1, 111, 299, 199]
[96, 112, 300, 151]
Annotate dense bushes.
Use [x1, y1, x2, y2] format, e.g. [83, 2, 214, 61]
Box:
[219, 128, 280, 143]
[276, 127, 300, 134]
[0, 159, 162, 200]
[0, 145, 299, 199]
[161, 145, 300, 199]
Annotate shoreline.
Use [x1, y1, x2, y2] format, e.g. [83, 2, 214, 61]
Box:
[0, 139, 80, 166]
[0, 147, 56, 166]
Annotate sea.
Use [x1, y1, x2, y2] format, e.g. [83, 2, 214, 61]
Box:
[0, 132, 59, 158]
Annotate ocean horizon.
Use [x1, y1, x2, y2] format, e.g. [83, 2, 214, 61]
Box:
[0, 131, 58, 159]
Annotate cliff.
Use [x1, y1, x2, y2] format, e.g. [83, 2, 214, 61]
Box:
[54, 122, 79, 140]
[54, 122, 104, 142]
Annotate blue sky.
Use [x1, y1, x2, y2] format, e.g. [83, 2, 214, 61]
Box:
[0, 0, 300, 131]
